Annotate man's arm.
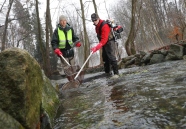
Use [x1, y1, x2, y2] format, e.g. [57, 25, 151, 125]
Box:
[90, 24, 111, 53]
[71, 28, 80, 43]
[99, 24, 110, 46]
[71, 27, 81, 47]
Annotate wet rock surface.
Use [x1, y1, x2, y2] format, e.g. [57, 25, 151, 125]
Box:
[53, 60, 186, 129]
[0, 48, 59, 129]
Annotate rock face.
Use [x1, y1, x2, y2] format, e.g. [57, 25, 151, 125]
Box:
[41, 71, 60, 129]
[0, 108, 25, 129]
[0, 48, 59, 129]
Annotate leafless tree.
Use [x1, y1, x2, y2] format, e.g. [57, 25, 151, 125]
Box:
[125, 0, 137, 55]
[45, 0, 52, 76]
[112, 0, 186, 53]
[0, 0, 6, 12]
[1, 0, 14, 51]
[92, 0, 98, 14]
[35, 0, 48, 76]
[79, 0, 90, 68]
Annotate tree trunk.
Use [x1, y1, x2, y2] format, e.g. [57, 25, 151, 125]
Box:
[125, 0, 137, 56]
[35, 0, 47, 75]
[47, 2, 58, 72]
[92, 0, 98, 14]
[80, 0, 90, 67]
[92, 0, 102, 65]
[1, 0, 14, 51]
[45, 0, 52, 77]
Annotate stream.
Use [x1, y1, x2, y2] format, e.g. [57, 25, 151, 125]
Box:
[51, 60, 186, 129]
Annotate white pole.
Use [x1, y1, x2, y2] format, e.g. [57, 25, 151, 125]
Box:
[74, 51, 94, 80]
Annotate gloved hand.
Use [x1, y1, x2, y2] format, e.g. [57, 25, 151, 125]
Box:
[54, 48, 62, 56]
[91, 43, 102, 53]
[114, 25, 123, 33]
[75, 42, 81, 47]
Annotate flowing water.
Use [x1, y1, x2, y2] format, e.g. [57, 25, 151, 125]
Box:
[52, 60, 186, 129]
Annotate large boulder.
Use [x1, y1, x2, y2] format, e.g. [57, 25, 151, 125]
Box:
[0, 48, 59, 129]
[0, 48, 43, 128]
[41, 71, 59, 129]
[0, 108, 25, 129]
[150, 54, 165, 64]
[165, 44, 184, 60]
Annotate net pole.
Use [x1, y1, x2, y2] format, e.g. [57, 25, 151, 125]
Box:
[74, 51, 93, 80]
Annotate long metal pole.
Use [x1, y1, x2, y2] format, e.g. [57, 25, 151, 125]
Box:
[60, 55, 71, 66]
[74, 51, 93, 80]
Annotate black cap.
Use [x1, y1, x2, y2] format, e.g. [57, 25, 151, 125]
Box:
[91, 13, 99, 21]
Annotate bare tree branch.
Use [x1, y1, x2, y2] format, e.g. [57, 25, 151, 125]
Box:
[1, 0, 14, 51]
[0, 0, 6, 12]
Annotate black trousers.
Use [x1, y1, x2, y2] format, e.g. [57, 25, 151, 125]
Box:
[102, 40, 119, 75]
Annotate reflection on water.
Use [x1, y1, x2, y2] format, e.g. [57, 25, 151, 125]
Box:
[110, 86, 130, 113]
[54, 60, 186, 129]
[55, 83, 186, 129]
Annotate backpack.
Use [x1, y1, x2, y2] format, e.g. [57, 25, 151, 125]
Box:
[98, 19, 123, 41]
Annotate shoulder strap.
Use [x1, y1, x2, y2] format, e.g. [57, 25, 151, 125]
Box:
[99, 21, 107, 35]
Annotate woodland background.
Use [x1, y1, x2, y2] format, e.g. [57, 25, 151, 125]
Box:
[0, 0, 185, 77]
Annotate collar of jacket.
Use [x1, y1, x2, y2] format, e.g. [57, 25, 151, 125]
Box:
[96, 19, 103, 27]
[58, 24, 71, 31]
[96, 19, 103, 34]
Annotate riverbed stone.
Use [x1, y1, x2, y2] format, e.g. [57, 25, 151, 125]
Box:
[150, 53, 165, 64]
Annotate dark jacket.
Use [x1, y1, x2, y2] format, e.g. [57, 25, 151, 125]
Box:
[51, 24, 80, 50]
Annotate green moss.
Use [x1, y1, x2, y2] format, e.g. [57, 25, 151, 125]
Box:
[41, 72, 60, 126]
[0, 48, 43, 128]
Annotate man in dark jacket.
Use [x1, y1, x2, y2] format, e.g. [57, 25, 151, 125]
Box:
[90, 13, 119, 79]
[51, 15, 81, 68]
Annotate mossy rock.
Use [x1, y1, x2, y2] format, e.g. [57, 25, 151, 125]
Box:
[41, 71, 60, 128]
[0, 108, 25, 129]
[0, 48, 43, 129]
